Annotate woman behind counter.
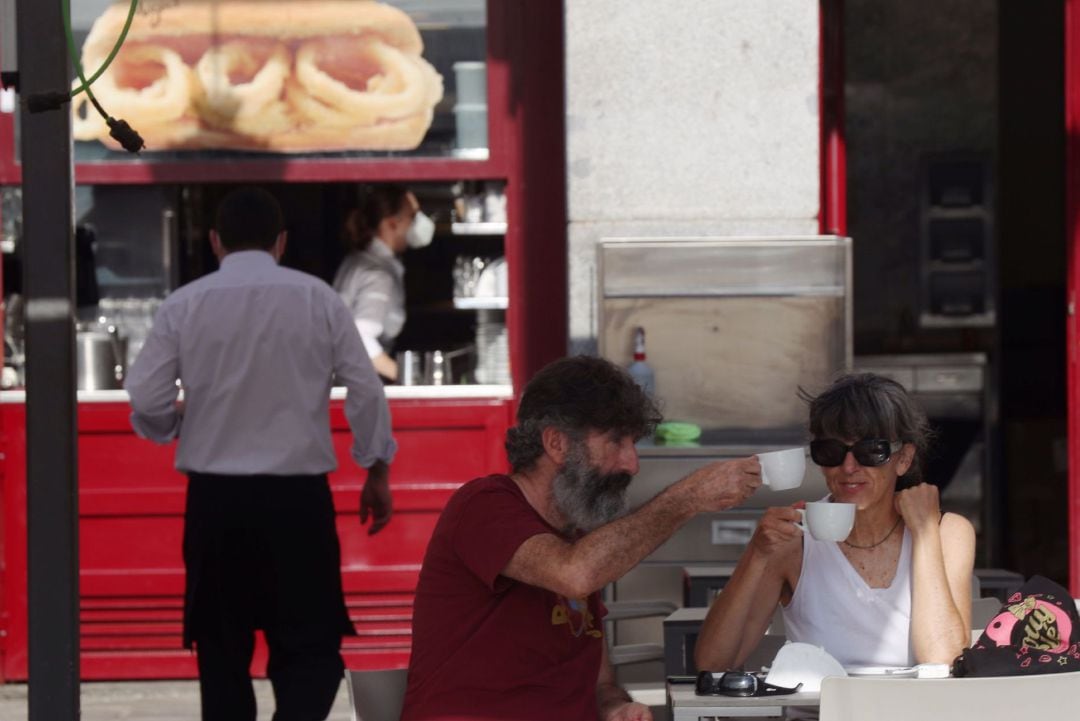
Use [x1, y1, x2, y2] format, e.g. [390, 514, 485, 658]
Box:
[333, 184, 434, 382]
[695, 373, 975, 671]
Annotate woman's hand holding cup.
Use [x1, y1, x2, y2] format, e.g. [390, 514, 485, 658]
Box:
[795, 501, 856, 541]
[749, 505, 804, 557]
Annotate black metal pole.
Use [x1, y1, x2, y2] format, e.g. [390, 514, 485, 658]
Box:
[16, 0, 79, 718]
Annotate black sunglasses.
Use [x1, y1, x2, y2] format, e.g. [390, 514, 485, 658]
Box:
[696, 671, 802, 697]
[809, 438, 903, 467]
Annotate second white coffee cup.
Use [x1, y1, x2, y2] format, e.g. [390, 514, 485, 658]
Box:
[796, 501, 856, 542]
[759, 447, 806, 491]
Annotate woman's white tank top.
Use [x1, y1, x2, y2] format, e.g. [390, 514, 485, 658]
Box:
[780, 526, 914, 667]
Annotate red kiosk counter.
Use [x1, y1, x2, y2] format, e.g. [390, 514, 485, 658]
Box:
[0, 387, 513, 680]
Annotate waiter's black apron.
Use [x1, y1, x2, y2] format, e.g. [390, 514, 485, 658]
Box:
[182, 473, 355, 649]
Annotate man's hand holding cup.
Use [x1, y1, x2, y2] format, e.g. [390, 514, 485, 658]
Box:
[679, 456, 762, 512]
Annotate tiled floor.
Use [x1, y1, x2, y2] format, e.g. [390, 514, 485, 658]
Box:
[0, 679, 353, 721]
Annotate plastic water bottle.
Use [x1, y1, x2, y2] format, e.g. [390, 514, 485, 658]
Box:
[627, 326, 655, 397]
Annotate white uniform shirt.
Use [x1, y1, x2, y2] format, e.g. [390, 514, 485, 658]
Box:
[332, 239, 405, 359]
[125, 250, 397, 475]
[782, 526, 914, 667]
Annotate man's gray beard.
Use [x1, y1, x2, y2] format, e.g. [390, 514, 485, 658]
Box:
[551, 439, 633, 535]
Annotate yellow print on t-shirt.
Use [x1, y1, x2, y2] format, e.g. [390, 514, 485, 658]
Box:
[551, 595, 603, 639]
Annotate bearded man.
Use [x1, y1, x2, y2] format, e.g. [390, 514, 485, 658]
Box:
[400, 355, 761, 721]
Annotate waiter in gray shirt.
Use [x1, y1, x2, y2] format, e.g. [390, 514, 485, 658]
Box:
[126, 187, 397, 721]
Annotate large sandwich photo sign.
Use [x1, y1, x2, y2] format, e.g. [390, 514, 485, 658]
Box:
[72, 0, 448, 153]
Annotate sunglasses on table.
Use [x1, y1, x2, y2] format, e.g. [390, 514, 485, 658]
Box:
[809, 438, 903, 467]
[695, 670, 802, 697]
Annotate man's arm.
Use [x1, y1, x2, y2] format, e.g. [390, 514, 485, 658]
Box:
[596, 643, 652, 721]
[360, 459, 392, 535]
[330, 297, 397, 469]
[503, 458, 760, 599]
[124, 304, 181, 443]
[695, 506, 801, 670]
[329, 296, 397, 532]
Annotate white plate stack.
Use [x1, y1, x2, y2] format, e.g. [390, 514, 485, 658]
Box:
[475, 309, 510, 385]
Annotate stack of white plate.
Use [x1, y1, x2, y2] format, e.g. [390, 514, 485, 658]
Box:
[475, 310, 510, 385]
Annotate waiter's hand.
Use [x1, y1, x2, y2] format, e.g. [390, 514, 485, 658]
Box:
[360, 460, 392, 535]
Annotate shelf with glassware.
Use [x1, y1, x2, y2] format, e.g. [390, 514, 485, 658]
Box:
[0, 1, 561, 395]
[442, 180, 510, 385]
[0, 180, 516, 394]
[394, 180, 510, 387]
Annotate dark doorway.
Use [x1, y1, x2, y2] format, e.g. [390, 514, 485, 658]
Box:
[843, 1, 1066, 581]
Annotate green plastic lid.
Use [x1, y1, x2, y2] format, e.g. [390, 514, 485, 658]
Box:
[655, 421, 702, 443]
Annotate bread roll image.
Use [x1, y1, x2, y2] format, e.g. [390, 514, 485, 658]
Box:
[71, 0, 445, 153]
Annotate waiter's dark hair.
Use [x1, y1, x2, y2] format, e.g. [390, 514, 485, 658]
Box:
[801, 372, 933, 483]
[214, 186, 284, 251]
[345, 184, 411, 251]
[505, 355, 662, 473]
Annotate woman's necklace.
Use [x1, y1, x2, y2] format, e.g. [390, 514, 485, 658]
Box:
[843, 516, 903, 549]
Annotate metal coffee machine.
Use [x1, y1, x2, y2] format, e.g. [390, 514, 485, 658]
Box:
[396, 345, 475, 386]
[75, 323, 127, 390]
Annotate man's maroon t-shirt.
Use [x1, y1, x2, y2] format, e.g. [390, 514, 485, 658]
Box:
[400, 474, 607, 721]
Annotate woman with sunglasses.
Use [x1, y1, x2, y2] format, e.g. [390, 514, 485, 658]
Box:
[695, 373, 975, 672]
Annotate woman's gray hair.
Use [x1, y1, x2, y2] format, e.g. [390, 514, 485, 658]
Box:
[800, 372, 933, 482]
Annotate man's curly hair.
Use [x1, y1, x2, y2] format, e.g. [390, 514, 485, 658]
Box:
[505, 355, 662, 473]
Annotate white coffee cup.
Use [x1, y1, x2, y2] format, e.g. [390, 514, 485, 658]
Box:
[758, 447, 806, 491]
[796, 501, 856, 541]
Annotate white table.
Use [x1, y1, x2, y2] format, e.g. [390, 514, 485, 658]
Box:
[668, 682, 820, 720]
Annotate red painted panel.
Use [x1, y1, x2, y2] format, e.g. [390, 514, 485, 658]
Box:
[1068, 0, 1080, 596]
[337, 513, 438, 569]
[0, 396, 512, 680]
[81, 571, 186, 598]
[79, 652, 199, 681]
[81, 517, 184, 574]
[0, 402, 29, 680]
[331, 428, 503, 485]
[819, 0, 847, 236]
[341, 569, 421, 596]
[493, 0, 569, 387]
[75, 158, 509, 186]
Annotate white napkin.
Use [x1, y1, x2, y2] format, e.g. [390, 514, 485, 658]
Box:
[764, 642, 847, 693]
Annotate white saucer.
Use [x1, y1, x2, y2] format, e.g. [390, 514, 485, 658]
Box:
[844, 665, 917, 677]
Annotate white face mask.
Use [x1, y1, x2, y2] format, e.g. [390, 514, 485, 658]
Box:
[405, 211, 435, 249]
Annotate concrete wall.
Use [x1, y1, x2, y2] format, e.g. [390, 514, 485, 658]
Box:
[565, 1, 822, 353]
